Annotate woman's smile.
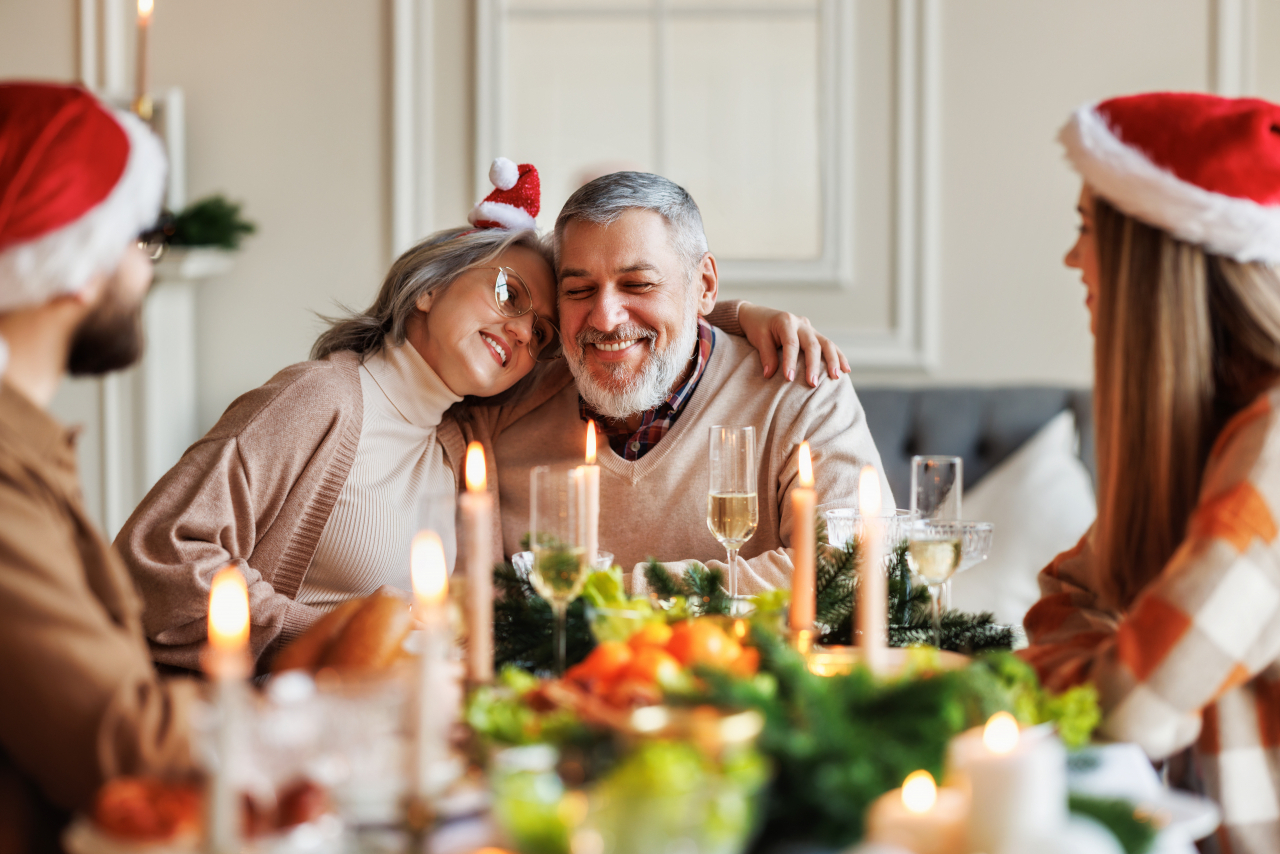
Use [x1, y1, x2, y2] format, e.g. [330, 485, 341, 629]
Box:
[480, 330, 510, 366]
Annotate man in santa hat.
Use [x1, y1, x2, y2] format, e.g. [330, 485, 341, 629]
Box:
[0, 82, 196, 848]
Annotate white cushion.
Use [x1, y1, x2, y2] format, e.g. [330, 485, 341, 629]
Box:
[951, 410, 1097, 626]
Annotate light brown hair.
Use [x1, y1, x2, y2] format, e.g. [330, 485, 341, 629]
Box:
[1092, 196, 1280, 609]
[311, 226, 550, 361]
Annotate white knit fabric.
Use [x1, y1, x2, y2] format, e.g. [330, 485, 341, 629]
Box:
[297, 340, 463, 609]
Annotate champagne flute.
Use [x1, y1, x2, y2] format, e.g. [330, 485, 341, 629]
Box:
[910, 455, 963, 607]
[707, 426, 758, 602]
[529, 465, 590, 675]
[906, 520, 964, 648]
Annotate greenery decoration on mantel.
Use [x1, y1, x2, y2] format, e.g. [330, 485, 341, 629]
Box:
[165, 194, 256, 250]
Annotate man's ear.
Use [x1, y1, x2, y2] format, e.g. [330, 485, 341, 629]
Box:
[694, 252, 718, 315]
[70, 271, 110, 308]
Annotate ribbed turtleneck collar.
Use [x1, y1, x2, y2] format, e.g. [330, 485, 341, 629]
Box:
[364, 339, 463, 429]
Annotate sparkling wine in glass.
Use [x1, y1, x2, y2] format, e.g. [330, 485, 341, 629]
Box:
[906, 520, 963, 647]
[911, 455, 963, 607]
[707, 426, 758, 601]
[529, 465, 590, 675]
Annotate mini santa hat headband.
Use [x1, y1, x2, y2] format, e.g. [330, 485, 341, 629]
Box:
[467, 157, 540, 232]
[1059, 91, 1280, 264]
[0, 81, 167, 313]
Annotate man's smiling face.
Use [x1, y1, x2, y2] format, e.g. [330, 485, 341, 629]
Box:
[556, 208, 717, 421]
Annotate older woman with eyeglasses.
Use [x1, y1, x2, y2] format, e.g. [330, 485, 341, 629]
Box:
[115, 161, 843, 671]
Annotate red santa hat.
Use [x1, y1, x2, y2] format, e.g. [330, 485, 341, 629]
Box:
[0, 81, 167, 312]
[1059, 91, 1280, 263]
[468, 157, 540, 231]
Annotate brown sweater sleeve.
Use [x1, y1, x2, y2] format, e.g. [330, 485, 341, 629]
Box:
[116, 359, 362, 670]
[704, 299, 745, 336]
[0, 476, 196, 811]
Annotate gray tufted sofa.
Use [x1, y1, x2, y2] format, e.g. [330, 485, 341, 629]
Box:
[855, 386, 1095, 506]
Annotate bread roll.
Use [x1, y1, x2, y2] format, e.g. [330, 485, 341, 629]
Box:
[320, 591, 413, 671]
[270, 597, 365, 673]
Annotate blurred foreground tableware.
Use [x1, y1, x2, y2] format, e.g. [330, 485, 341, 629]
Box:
[490, 705, 766, 854]
[1069, 743, 1221, 846]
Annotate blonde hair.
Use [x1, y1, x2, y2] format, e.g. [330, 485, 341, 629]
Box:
[311, 226, 550, 360]
[1092, 196, 1280, 609]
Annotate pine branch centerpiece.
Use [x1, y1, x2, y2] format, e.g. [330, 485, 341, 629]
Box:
[494, 529, 1012, 676]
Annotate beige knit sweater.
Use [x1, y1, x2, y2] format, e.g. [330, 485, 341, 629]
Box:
[115, 351, 500, 670]
[486, 327, 892, 594]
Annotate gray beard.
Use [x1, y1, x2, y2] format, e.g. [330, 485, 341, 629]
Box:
[568, 315, 700, 421]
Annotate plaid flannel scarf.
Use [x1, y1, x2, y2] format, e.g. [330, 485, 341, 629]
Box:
[579, 318, 715, 461]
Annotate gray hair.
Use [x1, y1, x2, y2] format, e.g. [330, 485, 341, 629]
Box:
[311, 226, 550, 360]
[553, 172, 709, 271]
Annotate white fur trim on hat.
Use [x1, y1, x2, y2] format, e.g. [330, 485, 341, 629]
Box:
[490, 157, 519, 191]
[0, 109, 168, 313]
[1060, 103, 1280, 263]
[468, 200, 537, 231]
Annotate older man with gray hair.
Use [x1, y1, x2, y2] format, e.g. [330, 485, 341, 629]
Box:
[491, 171, 890, 595]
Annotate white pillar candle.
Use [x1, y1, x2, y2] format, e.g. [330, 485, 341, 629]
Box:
[857, 466, 886, 672]
[789, 442, 816, 637]
[866, 770, 969, 854]
[947, 712, 1068, 854]
[460, 443, 493, 684]
[410, 531, 450, 801]
[134, 0, 153, 117]
[581, 421, 600, 567]
[203, 566, 250, 854]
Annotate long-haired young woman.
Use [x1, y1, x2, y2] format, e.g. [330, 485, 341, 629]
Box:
[1023, 93, 1280, 852]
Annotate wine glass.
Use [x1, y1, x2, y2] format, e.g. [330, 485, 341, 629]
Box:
[910, 455, 963, 519]
[528, 465, 591, 675]
[707, 426, 758, 603]
[905, 520, 964, 647]
[911, 456, 963, 606]
[823, 505, 919, 625]
[956, 523, 994, 575]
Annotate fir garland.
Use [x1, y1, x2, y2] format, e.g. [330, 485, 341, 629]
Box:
[811, 539, 1015, 654]
[493, 531, 1013, 674]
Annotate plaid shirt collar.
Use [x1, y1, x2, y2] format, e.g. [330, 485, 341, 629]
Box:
[579, 318, 715, 461]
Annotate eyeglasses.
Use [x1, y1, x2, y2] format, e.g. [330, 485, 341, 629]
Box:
[136, 217, 173, 262]
[478, 265, 562, 362]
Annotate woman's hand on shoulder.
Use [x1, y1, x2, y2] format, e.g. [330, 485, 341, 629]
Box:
[736, 301, 851, 387]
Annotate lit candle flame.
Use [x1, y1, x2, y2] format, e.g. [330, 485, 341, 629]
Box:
[411, 530, 448, 606]
[983, 711, 1020, 754]
[465, 441, 486, 492]
[901, 770, 937, 814]
[208, 566, 249, 652]
[858, 465, 880, 516]
[798, 442, 814, 488]
[586, 420, 597, 465]
[138, 0, 154, 18]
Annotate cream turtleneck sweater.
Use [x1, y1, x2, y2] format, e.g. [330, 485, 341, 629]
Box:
[298, 339, 463, 608]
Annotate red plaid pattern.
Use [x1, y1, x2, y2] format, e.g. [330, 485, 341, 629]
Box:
[1023, 387, 1280, 854]
[580, 318, 715, 461]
